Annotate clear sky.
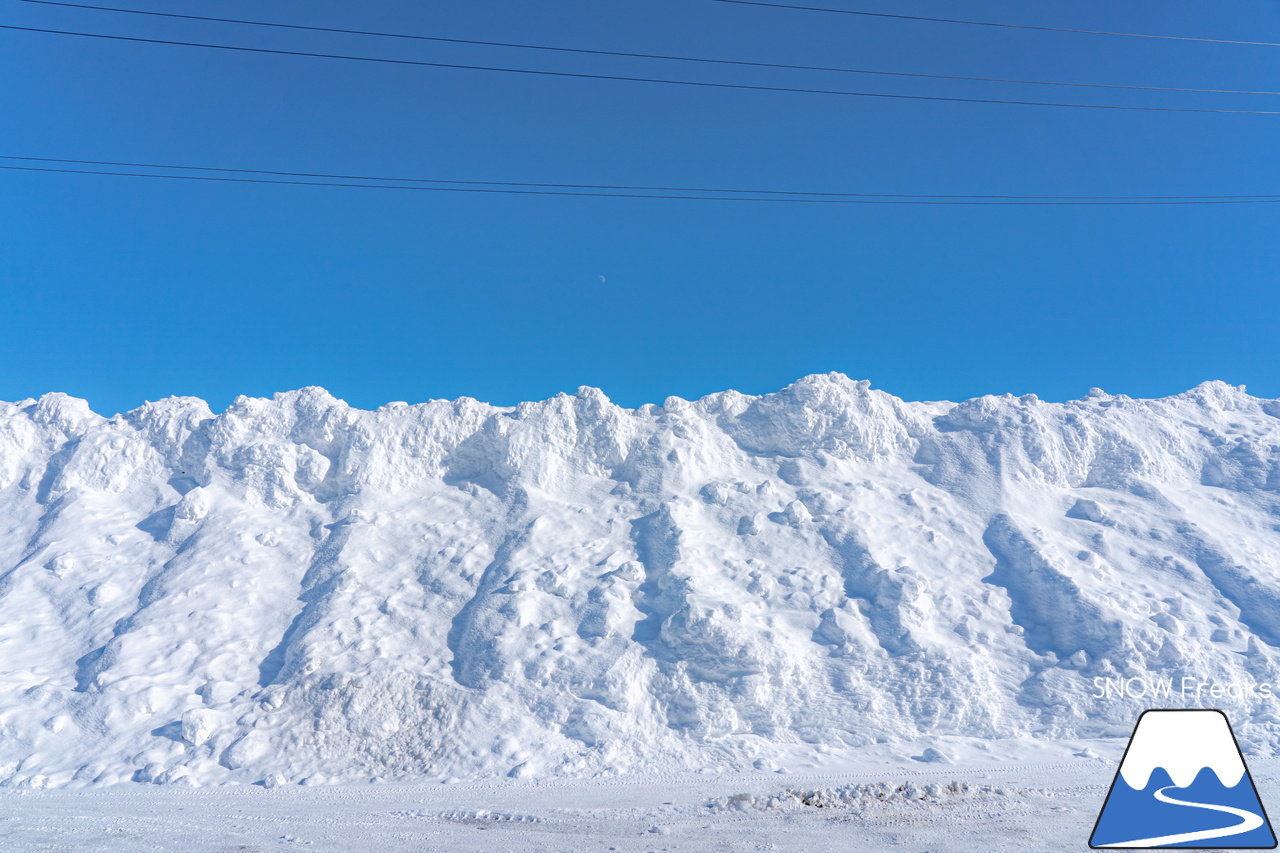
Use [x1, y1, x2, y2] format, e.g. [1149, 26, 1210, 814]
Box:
[2, 0, 1278, 414]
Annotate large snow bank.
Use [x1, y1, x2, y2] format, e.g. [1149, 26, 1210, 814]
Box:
[2, 375, 1279, 787]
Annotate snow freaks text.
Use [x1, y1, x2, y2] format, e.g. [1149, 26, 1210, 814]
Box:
[1092, 677, 1276, 701]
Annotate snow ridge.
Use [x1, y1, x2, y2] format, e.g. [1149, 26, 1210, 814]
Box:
[2, 375, 1280, 788]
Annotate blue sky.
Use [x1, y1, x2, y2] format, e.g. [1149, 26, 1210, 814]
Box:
[2, 0, 1278, 414]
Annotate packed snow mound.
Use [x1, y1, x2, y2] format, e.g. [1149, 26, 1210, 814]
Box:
[707, 779, 1024, 812]
[3, 375, 1280, 788]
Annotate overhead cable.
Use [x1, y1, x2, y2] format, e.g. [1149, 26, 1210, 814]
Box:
[3, 155, 1278, 201]
[3, 24, 1277, 115]
[11, 0, 1279, 97]
[711, 0, 1280, 48]
[4, 159, 1279, 204]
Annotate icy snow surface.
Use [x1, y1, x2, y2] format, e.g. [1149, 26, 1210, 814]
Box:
[14, 745, 1250, 852]
[3, 374, 1280, 790]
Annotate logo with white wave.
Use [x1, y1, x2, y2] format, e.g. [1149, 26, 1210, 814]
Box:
[1090, 709, 1277, 849]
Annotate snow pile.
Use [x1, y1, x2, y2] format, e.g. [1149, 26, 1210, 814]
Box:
[2, 375, 1280, 788]
[707, 779, 1021, 812]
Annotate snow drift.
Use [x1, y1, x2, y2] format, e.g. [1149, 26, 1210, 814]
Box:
[3, 375, 1280, 787]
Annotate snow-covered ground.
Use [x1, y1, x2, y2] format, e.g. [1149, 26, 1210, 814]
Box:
[2, 374, 1279, 813]
[6, 739, 1222, 852]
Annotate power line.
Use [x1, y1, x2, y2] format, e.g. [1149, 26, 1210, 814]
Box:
[3, 23, 1278, 115]
[3, 159, 1279, 205]
[711, 0, 1280, 48]
[13, 0, 1279, 97]
[3, 155, 1277, 201]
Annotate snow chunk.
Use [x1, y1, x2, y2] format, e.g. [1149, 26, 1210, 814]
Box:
[913, 747, 952, 764]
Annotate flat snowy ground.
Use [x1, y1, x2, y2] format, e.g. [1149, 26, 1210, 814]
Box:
[7, 740, 1275, 852]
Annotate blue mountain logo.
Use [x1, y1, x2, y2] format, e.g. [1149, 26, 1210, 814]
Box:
[1091, 709, 1276, 848]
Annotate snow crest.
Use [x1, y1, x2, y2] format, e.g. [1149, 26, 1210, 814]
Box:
[2, 375, 1280, 787]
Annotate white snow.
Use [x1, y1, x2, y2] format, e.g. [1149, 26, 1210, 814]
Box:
[0, 749, 1273, 851]
[1, 375, 1280, 790]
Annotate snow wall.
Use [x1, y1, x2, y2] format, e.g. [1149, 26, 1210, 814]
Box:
[3, 374, 1280, 787]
